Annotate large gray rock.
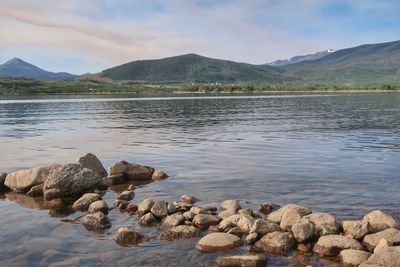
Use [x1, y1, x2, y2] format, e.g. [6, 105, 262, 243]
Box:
[76, 153, 107, 177]
[220, 200, 241, 211]
[160, 225, 200, 241]
[151, 201, 168, 219]
[267, 204, 312, 224]
[363, 210, 398, 234]
[109, 161, 154, 180]
[359, 246, 400, 267]
[254, 231, 296, 255]
[43, 164, 105, 200]
[217, 254, 267, 267]
[82, 212, 111, 231]
[250, 219, 280, 236]
[300, 212, 339, 236]
[340, 249, 371, 267]
[363, 228, 400, 251]
[5, 164, 61, 191]
[138, 199, 155, 215]
[314, 235, 364, 257]
[192, 214, 220, 229]
[292, 222, 315, 243]
[196, 233, 243, 252]
[72, 193, 102, 211]
[113, 227, 146, 245]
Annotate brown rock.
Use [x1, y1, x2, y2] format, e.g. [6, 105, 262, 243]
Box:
[359, 246, 400, 267]
[300, 212, 339, 236]
[363, 228, 400, 252]
[217, 254, 267, 267]
[159, 225, 200, 241]
[76, 153, 107, 177]
[340, 249, 372, 267]
[314, 235, 364, 257]
[109, 161, 154, 180]
[220, 200, 241, 211]
[197, 233, 243, 252]
[259, 202, 276, 215]
[117, 190, 134, 201]
[254, 231, 296, 255]
[218, 209, 237, 220]
[72, 193, 102, 211]
[179, 194, 198, 204]
[292, 222, 315, 243]
[125, 203, 138, 214]
[280, 208, 302, 230]
[250, 219, 280, 236]
[104, 174, 126, 185]
[161, 213, 185, 230]
[192, 214, 220, 229]
[152, 170, 168, 181]
[267, 204, 312, 224]
[363, 210, 398, 234]
[82, 212, 111, 231]
[151, 201, 168, 219]
[140, 213, 157, 226]
[113, 227, 146, 245]
[88, 200, 108, 214]
[138, 198, 155, 215]
[245, 233, 259, 245]
[26, 184, 44, 197]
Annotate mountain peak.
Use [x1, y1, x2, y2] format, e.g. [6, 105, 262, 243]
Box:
[4, 57, 28, 65]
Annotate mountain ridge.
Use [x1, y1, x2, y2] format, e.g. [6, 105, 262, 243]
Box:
[268, 49, 335, 66]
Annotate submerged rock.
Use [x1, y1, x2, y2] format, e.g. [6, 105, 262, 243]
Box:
[113, 227, 146, 245]
[104, 174, 126, 185]
[76, 153, 107, 177]
[340, 249, 371, 267]
[72, 193, 102, 211]
[196, 233, 243, 252]
[26, 184, 44, 197]
[82, 212, 111, 231]
[88, 200, 108, 214]
[152, 170, 168, 181]
[254, 231, 296, 255]
[313, 235, 364, 257]
[362, 210, 398, 234]
[217, 254, 267, 267]
[160, 225, 200, 241]
[363, 228, 400, 251]
[109, 161, 154, 180]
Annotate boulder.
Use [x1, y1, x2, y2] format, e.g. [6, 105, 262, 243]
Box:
[76, 153, 107, 177]
[343, 220, 370, 239]
[374, 239, 392, 254]
[26, 184, 44, 197]
[114, 200, 129, 211]
[196, 233, 243, 252]
[152, 170, 168, 181]
[363, 228, 400, 251]
[113, 227, 146, 245]
[340, 249, 372, 267]
[151, 201, 168, 219]
[292, 222, 315, 243]
[267, 204, 311, 224]
[217, 254, 267, 267]
[109, 161, 128, 176]
[300, 212, 339, 236]
[254, 231, 296, 255]
[88, 200, 108, 214]
[117, 190, 134, 201]
[109, 161, 154, 180]
[179, 194, 198, 204]
[104, 174, 126, 185]
[218, 209, 237, 220]
[245, 233, 259, 245]
[280, 209, 302, 230]
[363, 210, 397, 234]
[43, 164, 105, 200]
[314, 235, 364, 257]
[192, 214, 220, 229]
[5, 164, 61, 192]
[219, 214, 242, 231]
[220, 200, 241, 211]
[138, 199, 155, 215]
[82, 212, 111, 231]
[161, 213, 185, 230]
[72, 193, 102, 211]
[359, 246, 400, 267]
[249, 219, 280, 236]
[159, 225, 200, 241]
[140, 213, 157, 226]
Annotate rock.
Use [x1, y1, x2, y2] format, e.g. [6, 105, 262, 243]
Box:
[236, 214, 257, 234]
[109, 161, 154, 180]
[76, 153, 107, 177]
[151, 201, 168, 219]
[250, 219, 280, 236]
[138, 199, 155, 215]
[204, 206, 218, 213]
[314, 235, 364, 257]
[359, 246, 400, 267]
[88, 200, 108, 214]
[238, 208, 254, 217]
[127, 184, 135, 190]
[43, 188, 62, 201]
[183, 211, 196, 221]
[152, 170, 168, 181]
[190, 206, 207, 215]
[254, 231, 296, 255]
[117, 191, 134, 201]
[104, 174, 126, 185]
[125, 203, 138, 214]
[197, 233, 243, 252]
[343, 220, 371, 239]
[363, 228, 400, 251]
[140, 213, 157, 226]
[113, 227, 146, 245]
[108, 161, 128, 176]
[193, 214, 220, 229]
[159, 225, 200, 241]
[26, 184, 44, 197]
[220, 200, 241, 211]
[174, 201, 193, 212]
[246, 233, 259, 245]
[340, 249, 372, 267]
[280, 209, 302, 230]
[259, 202, 277, 215]
[5, 164, 61, 192]
[292, 222, 315, 243]
[43, 164, 105, 200]
[267, 204, 312, 224]
[219, 214, 242, 231]
[161, 213, 185, 230]
[218, 209, 237, 220]
[227, 227, 244, 237]
[374, 239, 392, 254]
[363, 210, 398, 234]
[0, 172, 7, 190]
[179, 194, 198, 204]
[82, 212, 111, 231]
[167, 203, 176, 214]
[72, 193, 102, 211]
[217, 254, 267, 267]
[300, 212, 339, 236]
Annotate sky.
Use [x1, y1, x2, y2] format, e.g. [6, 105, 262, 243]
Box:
[0, 0, 399, 74]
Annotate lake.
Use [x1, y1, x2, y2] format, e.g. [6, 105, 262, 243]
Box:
[0, 93, 399, 266]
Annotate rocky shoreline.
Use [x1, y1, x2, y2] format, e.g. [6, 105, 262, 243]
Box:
[0, 153, 399, 267]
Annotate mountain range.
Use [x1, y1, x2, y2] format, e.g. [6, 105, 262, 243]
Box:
[269, 49, 335, 66]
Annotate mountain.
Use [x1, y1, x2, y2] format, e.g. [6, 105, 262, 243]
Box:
[269, 49, 335, 66]
[0, 58, 76, 80]
[100, 53, 289, 83]
[282, 40, 400, 86]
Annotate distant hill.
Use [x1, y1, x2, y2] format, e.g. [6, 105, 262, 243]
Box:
[282, 40, 400, 86]
[269, 49, 335, 66]
[0, 58, 76, 80]
[100, 53, 289, 83]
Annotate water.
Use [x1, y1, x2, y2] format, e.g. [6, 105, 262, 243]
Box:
[0, 93, 399, 266]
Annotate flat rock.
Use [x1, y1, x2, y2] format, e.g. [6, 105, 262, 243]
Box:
[88, 200, 108, 214]
[220, 200, 241, 211]
[363, 228, 400, 251]
[159, 225, 200, 241]
[192, 214, 220, 229]
[217, 254, 267, 267]
[314, 235, 364, 257]
[72, 193, 102, 211]
[152, 170, 168, 180]
[113, 227, 146, 245]
[250, 219, 280, 236]
[254, 231, 296, 255]
[363, 210, 398, 234]
[138, 199, 155, 215]
[359, 246, 400, 267]
[151, 201, 168, 219]
[292, 222, 315, 243]
[197, 233, 243, 252]
[76, 153, 107, 177]
[300, 212, 339, 236]
[267, 204, 311, 224]
[82, 212, 111, 231]
[340, 249, 372, 267]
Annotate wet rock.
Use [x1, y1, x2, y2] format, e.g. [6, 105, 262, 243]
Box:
[43, 164, 105, 200]
[5, 164, 61, 192]
[109, 161, 128, 176]
[161, 213, 185, 230]
[238, 208, 254, 217]
[250, 219, 280, 236]
[374, 239, 392, 254]
[197, 233, 243, 252]
[280, 209, 302, 230]
[340, 249, 372, 267]
[140, 213, 157, 226]
[220, 200, 241, 211]
[363, 228, 400, 252]
[138, 199, 155, 215]
[300, 212, 339, 236]
[118, 201, 130, 211]
[82, 212, 111, 231]
[125, 203, 138, 214]
[117, 190, 134, 201]
[159, 225, 200, 241]
[76, 153, 107, 177]
[43, 188, 62, 201]
[359, 246, 400, 267]
[254, 231, 296, 255]
[227, 227, 244, 237]
[127, 184, 135, 190]
[362, 210, 398, 234]
[259, 202, 277, 215]
[190, 206, 208, 215]
[72, 193, 102, 211]
[152, 170, 168, 181]
[151, 201, 168, 219]
[267, 204, 312, 224]
[88, 200, 108, 214]
[26, 184, 44, 197]
[292, 222, 315, 243]
[218, 209, 237, 220]
[192, 214, 220, 229]
[113, 227, 146, 245]
[217, 254, 267, 267]
[174, 201, 193, 212]
[104, 174, 126, 185]
[167, 203, 176, 214]
[179, 194, 198, 204]
[313, 235, 364, 257]
[246, 233, 259, 245]
[183, 211, 196, 221]
[109, 161, 154, 180]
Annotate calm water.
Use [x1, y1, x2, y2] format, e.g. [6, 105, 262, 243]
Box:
[0, 93, 399, 266]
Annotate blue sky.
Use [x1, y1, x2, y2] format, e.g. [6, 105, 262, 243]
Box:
[0, 0, 399, 74]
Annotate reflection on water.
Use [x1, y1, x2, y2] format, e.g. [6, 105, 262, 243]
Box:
[0, 93, 400, 266]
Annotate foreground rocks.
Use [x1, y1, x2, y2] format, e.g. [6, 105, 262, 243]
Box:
[197, 233, 243, 252]
[340, 249, 371, 266]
